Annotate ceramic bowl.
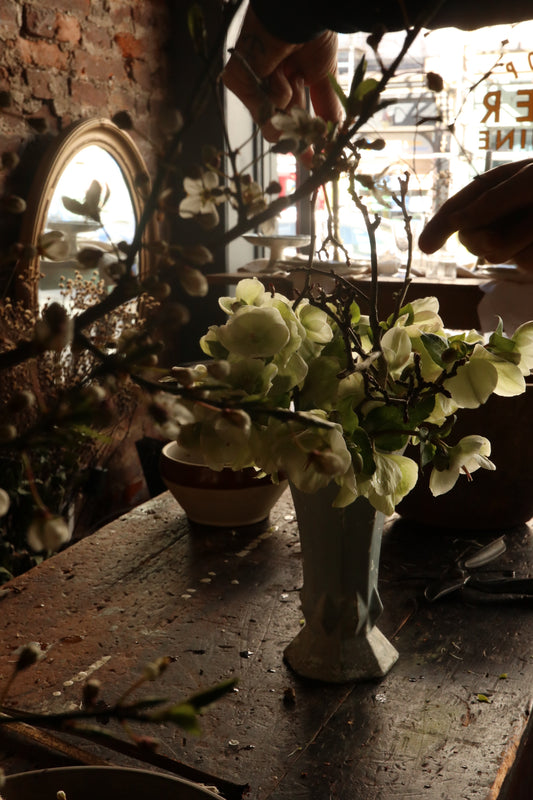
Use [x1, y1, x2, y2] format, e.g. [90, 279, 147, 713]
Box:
[3, 766, 221, 800]
[160, 441, 288, 527]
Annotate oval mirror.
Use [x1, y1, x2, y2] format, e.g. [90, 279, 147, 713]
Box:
[19, 118, 153, 310]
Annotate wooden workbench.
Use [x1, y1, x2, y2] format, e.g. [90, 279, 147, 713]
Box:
[1, 491, 532, 799]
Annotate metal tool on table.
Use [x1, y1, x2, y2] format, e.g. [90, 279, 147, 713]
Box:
[424, 536, 533, 603]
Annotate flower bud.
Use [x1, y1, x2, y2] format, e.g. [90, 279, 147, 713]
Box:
[265, 180, 282, 195]
[2, 151, 20, 170]
[0, 194, 26, 214]
[179, 265, 209, 297]
[170, 366, 195, 387]
[426, 71, 444, 92]
[14, 642, 43, 672]
[180, 244, 213, 266]
[77, 247, 105, 270]
[80, 384, 107, 404]
[35, 303, 73, 351]
[145, 240, 169, 257]
[37, 230, 69, 261]
[152, 281, 172, 301]
[206, 360, 230, 381]
[196, 210, 219, 230]
[82, 678, 101, 707]
[0, 424, 17, 442]
[8, 390, 36, 413]
[143, 656, 171, 681]
[27, 513, 71, 553]
[0, 488, 11, 517]
[158, 302, 191, 332]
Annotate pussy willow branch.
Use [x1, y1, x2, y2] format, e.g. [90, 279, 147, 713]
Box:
[1, 12, 426, 375]
[213, 22, 425, 251]
[390, 172, 414, 323]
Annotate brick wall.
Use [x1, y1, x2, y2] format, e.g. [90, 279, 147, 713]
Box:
[0, 0, 171, 201]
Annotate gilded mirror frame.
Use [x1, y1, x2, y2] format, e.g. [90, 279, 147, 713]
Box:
[18, 117, 154, 308]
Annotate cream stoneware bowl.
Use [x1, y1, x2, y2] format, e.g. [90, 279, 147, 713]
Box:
[160, 441, 288, 527]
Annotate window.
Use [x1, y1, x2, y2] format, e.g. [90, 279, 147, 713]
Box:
[225, 16, 533, 270]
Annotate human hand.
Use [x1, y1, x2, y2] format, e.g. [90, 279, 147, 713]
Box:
[419, 159, 533, 271]
[223, 7, 342, 142]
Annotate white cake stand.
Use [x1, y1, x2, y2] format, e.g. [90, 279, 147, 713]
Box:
[244, 234, 311, 271]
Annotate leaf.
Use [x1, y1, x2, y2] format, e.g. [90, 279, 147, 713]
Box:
[186, 678, 238, 711]
[476, 693, 492, 703]
[388, 302, 414, 328]
[364, 405, 410, 452]
[158, 703, 202, 734]
[85, 180, 102, 212]
[354, 78, 379, 102]
[62, 196, 87, 217]
[406, 395, 436, 426]
[445, 359, 498, 408]
[349, 428, 375, 476]
[187, 3, 207, 55]
[420, 441, 436, 470]
[348, 55, 367, 100]
[419, 332, 449, 368]
[327, 72, 347, 110]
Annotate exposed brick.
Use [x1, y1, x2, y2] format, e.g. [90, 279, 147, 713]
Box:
[0, 65, 10, 91]
[130, 59, 154, 92]
[50, 0, 90, 14]
[109, 1, 133, 29]
[72, 50, 127, 83]
[16, 37, 69, 70]
[132, 0, 168, 29]
[114, 32, 144, 60]
[81, 20, 113, 52]
[25, 68, 54, 100]
[0, 0, 22, 41]
[0, 0, 172, 270]
[55, 13, 81, 45]
[69, 77, 109, 110]
[23, 6, 56, 39]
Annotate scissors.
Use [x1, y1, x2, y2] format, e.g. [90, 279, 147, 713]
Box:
[424, 536, 533, 603]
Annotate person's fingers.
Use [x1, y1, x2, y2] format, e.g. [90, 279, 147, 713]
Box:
[457, 207, 533, 264]
[309, 74, 343, 125]
[450, 160, 533, 231]
[223, 7, 300, 122]
[513, 241, 533, 272]
[419, 159, 533, 253]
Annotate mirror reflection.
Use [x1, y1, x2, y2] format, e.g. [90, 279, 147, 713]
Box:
[39, 144, 137, 310]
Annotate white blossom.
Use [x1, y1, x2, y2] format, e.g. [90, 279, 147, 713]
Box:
[179, 171, 225, 226]
[271, 107, 327, 149]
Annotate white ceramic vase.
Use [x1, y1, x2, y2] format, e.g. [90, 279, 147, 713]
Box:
[284, 483, 398, 683]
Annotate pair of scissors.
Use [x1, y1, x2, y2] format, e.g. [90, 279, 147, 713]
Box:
[424, 536, 533, 603]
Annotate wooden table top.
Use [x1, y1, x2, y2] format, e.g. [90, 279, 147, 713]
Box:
[1, 490, 532, 799]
